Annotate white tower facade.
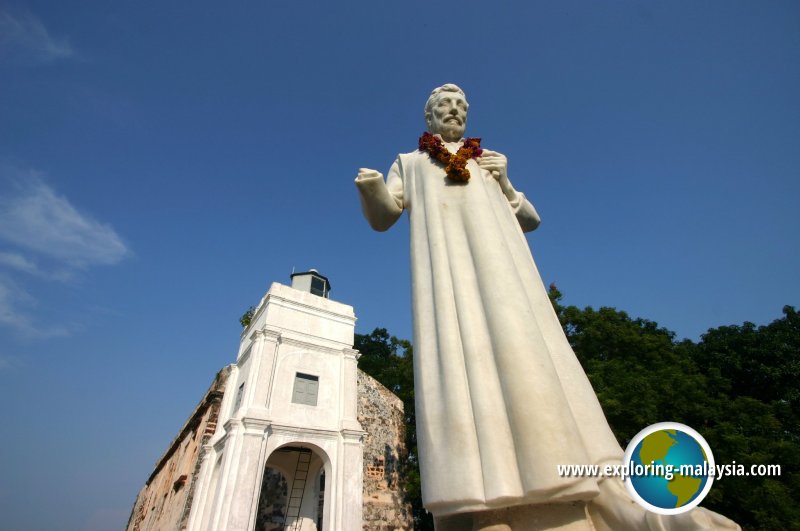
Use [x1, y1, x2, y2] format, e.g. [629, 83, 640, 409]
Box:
[186, 275, 364, 531]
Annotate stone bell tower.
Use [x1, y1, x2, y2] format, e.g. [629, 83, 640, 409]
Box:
[184, 270, 365, 530]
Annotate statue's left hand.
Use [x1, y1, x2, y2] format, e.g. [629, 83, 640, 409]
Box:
[477, 149, 510, 190]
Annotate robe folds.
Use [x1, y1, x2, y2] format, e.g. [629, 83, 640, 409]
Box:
[356, 142, 623, 516]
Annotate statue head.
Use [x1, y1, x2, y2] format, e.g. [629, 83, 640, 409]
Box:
[425, 83, 469, 142]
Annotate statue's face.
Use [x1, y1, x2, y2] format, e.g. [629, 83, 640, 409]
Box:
[428, 92, 468, 142]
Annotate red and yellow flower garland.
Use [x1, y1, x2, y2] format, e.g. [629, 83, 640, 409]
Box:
[418, 132, 483, 182]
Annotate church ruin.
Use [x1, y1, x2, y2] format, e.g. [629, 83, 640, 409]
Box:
[125, 271, 412, 530]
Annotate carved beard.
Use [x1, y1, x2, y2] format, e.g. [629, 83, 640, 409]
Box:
[433, 121, 465, 142]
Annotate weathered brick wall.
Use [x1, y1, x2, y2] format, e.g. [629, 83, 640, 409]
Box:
[357, 370, 413, 531]
[126, 366, 231, 531]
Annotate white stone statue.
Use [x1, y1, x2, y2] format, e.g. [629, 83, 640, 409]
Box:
[355, 84, 740, 531]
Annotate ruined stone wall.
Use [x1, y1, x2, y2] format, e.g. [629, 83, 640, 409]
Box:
[126, 366, 231, 531]
[254, 467, 290, 531]
[357, 370, 413, 531]
[127, 366, 411, 531]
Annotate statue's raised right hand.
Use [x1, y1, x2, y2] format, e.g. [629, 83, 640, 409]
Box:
[356, 168, 383, 181]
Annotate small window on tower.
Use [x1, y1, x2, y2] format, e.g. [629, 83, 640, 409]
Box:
[234, 383, 245, 412]
[310, 276, 326, 297]
[292, 373, 319, 406]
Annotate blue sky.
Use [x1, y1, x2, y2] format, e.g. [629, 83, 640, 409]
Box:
[1, 1, 798, 529]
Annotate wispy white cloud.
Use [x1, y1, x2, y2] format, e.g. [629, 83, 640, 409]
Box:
[0, 251, 40, 275]
[0, 250, 73, 281]
[0, 167, 130, 336]
[0, 345, 21, 371]
[0, 175, 129, 269]
[0, 276, 68, 338]
[0, 8, 74, 64]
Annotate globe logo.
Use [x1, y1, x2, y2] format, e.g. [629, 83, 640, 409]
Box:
[623, 422, 715, 515]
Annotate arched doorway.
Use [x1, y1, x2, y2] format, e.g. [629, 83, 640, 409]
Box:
[255, 444, 329, 531]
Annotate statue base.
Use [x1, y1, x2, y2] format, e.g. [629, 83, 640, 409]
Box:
[435, 501, 594, 531]
[432, 476, 742, 530]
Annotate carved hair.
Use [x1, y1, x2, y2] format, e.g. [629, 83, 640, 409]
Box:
[424, 83, 468, 126]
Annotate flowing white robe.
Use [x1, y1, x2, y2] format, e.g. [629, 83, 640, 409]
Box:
[355, 141, 623, 516]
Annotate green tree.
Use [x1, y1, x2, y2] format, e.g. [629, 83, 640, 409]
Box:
[549, 286, 799, 530]
[239, 305, 255, 328]
[548, 285, 707, 444]
[692, 306, 800, 530]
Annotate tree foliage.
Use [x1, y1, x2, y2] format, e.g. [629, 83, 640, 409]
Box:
[239, 305, 255, 328]
[357, 291, 799, 530]
[690, 306, 800, 529]
[549, 286, 799, 530]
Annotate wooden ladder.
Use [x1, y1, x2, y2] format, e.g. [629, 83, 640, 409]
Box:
[283, 448, 312, 530]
